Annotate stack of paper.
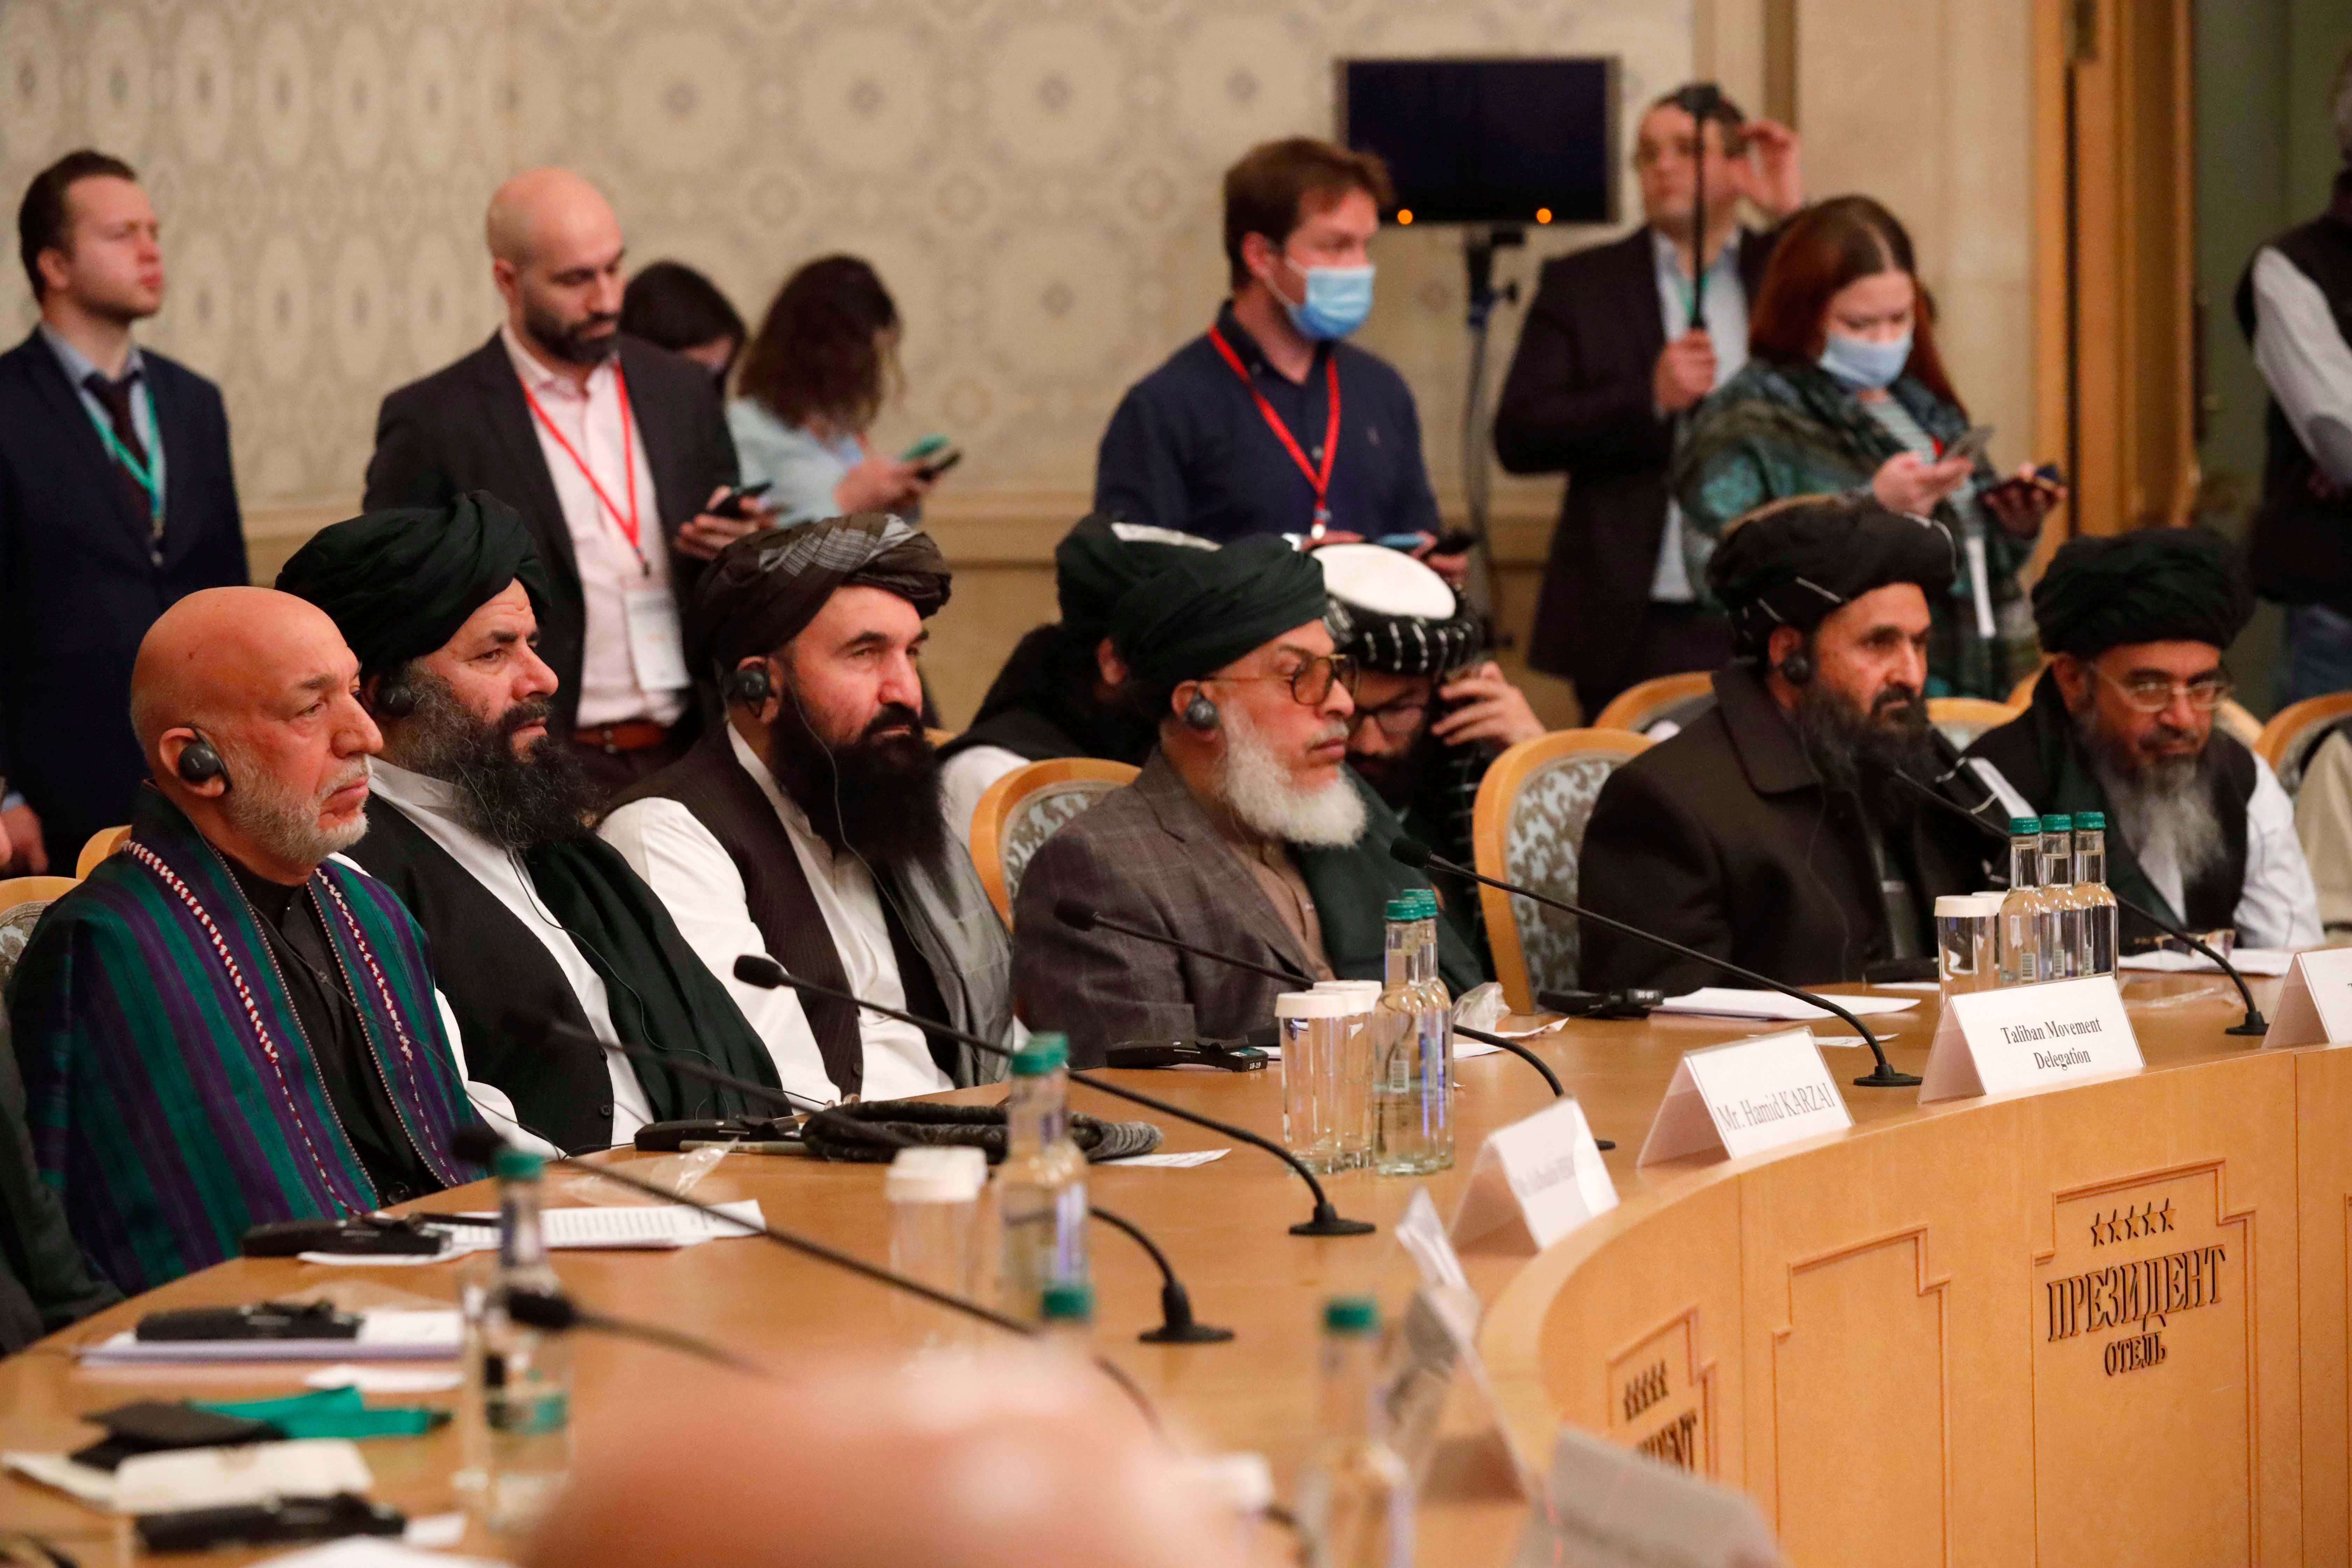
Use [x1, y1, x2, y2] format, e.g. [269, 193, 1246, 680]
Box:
[2118, 948, 2294, 976]
[1654, 987, 1918, 1023]
[77, 1308, 462, 1366]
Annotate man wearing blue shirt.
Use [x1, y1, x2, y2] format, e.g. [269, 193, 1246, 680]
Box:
[1093, 138, 1441, 547]
[0, 151, 246, 872]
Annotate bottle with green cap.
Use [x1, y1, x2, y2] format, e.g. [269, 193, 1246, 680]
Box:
[1039, 1280, 1094, 1346]
[2073, 811, 2119, 975]
[1297, 1295, 1411, 1568]
[1373, 896, 1452, 1175]
[998, 1033, 1087, 1324]
[2038, 814, 2082, 981]
[478, 1147, 571, 1534]
[1997, 817, 2053, 986]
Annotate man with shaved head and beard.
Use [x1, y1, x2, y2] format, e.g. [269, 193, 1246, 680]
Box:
[1965, 527, 2320, 950]
[6, 589, 479, 1292]
[365, 167, 766, 800]
[1013, 537, 1479, 1061]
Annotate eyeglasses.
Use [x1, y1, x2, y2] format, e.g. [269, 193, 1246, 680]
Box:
[1348, 694, 1429, 738]
[1212, 652, 1360, 708]
[2097, 667, 2233, 713]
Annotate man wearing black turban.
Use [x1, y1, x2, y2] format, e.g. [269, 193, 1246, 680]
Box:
[1965, 528, 2318, 948]
[934, 515, 1218, 848]
[600, 516, 1015, 1101]
[279, 493, 788, 1153]
[1580, 494, 1996, 992]
[1013, 536, 1480, 1060]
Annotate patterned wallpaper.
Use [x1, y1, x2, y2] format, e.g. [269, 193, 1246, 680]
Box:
[0, 0, 1693, 526]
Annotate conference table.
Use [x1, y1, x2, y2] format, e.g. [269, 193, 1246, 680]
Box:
[1, 967, 2343, 1566]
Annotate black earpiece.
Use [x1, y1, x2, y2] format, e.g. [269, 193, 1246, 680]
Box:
[1778, 650, 1813, 686]
[1182, 692, 1220, 731]
[726, 661, 772, 706]
[176, 734, 227, 788]
[375, 679, 418, 719]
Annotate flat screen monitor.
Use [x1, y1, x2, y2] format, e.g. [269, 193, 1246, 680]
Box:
[1340, 57, 1616, 227]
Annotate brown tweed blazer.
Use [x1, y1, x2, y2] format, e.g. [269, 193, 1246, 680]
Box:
[1011, 750, 1322, 1064]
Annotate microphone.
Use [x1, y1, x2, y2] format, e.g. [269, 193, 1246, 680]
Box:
[500, 1289, 775, 1378]
[731, 954, 1376, 1238]
[521, 1018, 1227, 1343]
[1389, 837, 1920, 1089]
[1052, 898, 1594, 1120]
[447, 1123, 1161, 1430]
[1885, 770, 2269, 1036]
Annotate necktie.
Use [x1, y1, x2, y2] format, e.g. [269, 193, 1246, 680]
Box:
[83, 368, 162, 545]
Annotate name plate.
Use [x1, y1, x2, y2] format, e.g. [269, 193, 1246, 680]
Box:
[1917, 975, 2142, 1103]
[2265, 947, 2352, 1048]
[1451, 1098, 1618, 1253]
[1636, 1029, 1853, 1167]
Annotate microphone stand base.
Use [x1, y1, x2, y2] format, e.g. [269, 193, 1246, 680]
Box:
[1291, 1214, 1378, 1237]
[1851, 1066, 1923, 1088]
[2227, 1020, 2270, 1037]
[1139, 1322, 1237, 1345]
[1594, 1138, 1617, 1151]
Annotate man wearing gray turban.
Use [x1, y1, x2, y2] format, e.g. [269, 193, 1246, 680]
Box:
[600, 515, 1015, 1103]
[1965, 527, 2318, 949]
[1014, 536, 1479, 1060]
[1581, 493, 1996, 992]
[279, 493, 787, 1153]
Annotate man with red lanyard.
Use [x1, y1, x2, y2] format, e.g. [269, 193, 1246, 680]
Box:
[1093, 138, 1442, 552]
[365, 167, 765, 799]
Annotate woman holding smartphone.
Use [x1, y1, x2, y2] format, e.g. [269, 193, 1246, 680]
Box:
[729, 255, 947, 525]
[1670, 196, 2063, 698]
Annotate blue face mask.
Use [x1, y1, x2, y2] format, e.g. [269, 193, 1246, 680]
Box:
[1818, 329, 1913, 391]
[1278, 260, 1376, 341]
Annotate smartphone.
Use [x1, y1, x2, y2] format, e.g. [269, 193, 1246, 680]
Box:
[712, 480, 773, 519]
[914, 448, 963, 481]
[1942, 425, 1996, 464]
[900, 433, 953, 463]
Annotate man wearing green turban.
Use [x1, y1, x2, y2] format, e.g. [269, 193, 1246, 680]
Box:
[1014, 536, 1479, 1060]
[1966, 527, 2318, 949]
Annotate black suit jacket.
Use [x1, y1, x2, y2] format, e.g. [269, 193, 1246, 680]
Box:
[1577, 665, 1992, 993]
[0, 330, 246, 861]
[362, 333, 738, 734]
[1493, 226, 1776, 700]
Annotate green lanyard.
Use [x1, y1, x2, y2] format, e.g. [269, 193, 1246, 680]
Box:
[83, 381, 163, 525]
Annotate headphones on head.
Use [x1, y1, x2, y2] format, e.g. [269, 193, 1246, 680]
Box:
[1181, 689, 1220, 732]
[727, 660, 774, 706]
[1777, 649, 1813, 686]
[175, 731, 228, 789]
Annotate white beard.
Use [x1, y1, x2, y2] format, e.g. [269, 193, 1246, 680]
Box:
[219, 754, 370, 870]
[1216, 705, 1367, 848]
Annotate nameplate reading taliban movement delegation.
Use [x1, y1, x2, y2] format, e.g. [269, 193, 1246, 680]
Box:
[2265, 946, 2352, 1048]
[1917, 975, 2142, 1103]
[1637, 1029, 1852, 1166]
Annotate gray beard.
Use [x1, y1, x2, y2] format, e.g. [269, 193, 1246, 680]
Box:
[1216, 706, 1367, 848]
[2078, 713, 2226, 896]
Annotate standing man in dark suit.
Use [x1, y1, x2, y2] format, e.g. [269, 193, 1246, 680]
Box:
[0, 150, 247, 873]
[364, 167, 764, 800]
[1494, 90, 1804, 716]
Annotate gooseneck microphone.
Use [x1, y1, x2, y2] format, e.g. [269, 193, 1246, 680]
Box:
[447, 1122, 1161, 1430]
[1388, 837, 1921, 1088]
[1885, 769, 2270, 1036]
[731, 954, 1376, 1237]
[499, 1289, 775, 1378]
[1054, 898, 1590, 1114]
[1091, 1208, 1234, 1345]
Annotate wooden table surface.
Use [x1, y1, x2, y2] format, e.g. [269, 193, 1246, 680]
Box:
[0, 969, 2270, 1562]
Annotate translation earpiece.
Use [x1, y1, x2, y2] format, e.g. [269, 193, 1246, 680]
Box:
[375, 679, 418, 719]
[1778, 650, 1813, 686]
[175, 734, 228, 789]
[1182, 693, 1220, 732]
[726, 661, 773, 706]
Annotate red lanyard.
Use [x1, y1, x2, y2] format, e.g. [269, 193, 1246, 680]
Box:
[521, 360, 646, 573]
[1207, 324, 1340, 536]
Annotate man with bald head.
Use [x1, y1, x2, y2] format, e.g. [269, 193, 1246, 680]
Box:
[365, 168, 762, 800]
[6, 588, 479, 1292]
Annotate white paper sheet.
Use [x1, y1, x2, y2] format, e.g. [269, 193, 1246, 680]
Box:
[78, 1309, 461, 1365]
[262, 1536, 505, 1568]
[1654, 987, 1919, 1022]
[2118, 947, 2294, 976]
[1099, 1149, 1228, 1167]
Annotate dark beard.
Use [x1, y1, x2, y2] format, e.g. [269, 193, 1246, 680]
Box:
[1347, 720, 1442, 812]
[765, 692, 947, 872]
[1792, 679, 1939, 824]
[394, 671, 593, 850]
[523, 299, 619, 366]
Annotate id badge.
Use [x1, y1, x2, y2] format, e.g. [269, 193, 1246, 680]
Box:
[624, 588, 692, 691]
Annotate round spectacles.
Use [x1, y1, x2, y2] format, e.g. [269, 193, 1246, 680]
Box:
[1212, 652, 1360, 708]
[2097, 667, 2233, 713]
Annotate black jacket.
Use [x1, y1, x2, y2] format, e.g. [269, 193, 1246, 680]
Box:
[0, 331, 247, 862]
[1493, 227, 1774, 700]
[1578, 665, 1993, 993]
[362, 334, 738, 734]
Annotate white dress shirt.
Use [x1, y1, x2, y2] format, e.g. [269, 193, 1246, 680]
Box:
[2249, 247, 2352, 488]
[1968, 752, 2324, 948]
[598, 724, 954, 1104]
[368, 759, 654, 1143]
[1650, 229, 1750, 602]
[500, 325, 686, 728]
